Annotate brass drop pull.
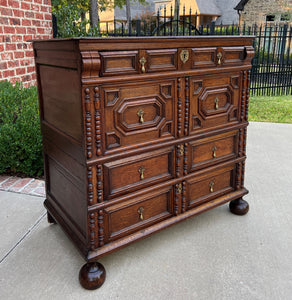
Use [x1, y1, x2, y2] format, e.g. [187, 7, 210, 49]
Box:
[214, 97, 219, 110]
[209, 180, 215, 193]
[217, 52, 222, 65]
[137, 206, 144, 221]
[137, 109, 145, 124]
[212, 146, 217, 158]
[138, 166, 145, 180]
[139, 57, 146, 73]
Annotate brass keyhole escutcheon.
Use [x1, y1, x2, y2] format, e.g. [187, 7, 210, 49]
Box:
[209, 180, 215, 193]
[137, 207, 144, 221]
[137, 109, 145, 124]
[180, 50, 189, 64]
[214, 97, 219, 110]
[138, 166, 145, 180]
[217, 52, 222, 65]
[139, 57, 146, 73]
[212, 146, 217, 158]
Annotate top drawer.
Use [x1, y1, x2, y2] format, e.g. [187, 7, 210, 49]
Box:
[191, 47, 245, 68]
[99, 46, 246, 76]
[100, 51, 139, 76]
[100, 49, 178, 76]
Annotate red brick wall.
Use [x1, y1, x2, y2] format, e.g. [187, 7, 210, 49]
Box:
[0, 0, 53, 87]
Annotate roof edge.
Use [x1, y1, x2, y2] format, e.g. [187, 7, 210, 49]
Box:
[234, 0, 249, 11]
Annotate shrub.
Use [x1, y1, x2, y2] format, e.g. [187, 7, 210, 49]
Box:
[52, 1, 100, 37]
[0, 80, 43, 177]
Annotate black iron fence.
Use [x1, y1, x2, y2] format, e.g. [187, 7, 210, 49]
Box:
[52, 7, 292, 96]
[99, 10, 239, 37]
[248, 24, 292, 96]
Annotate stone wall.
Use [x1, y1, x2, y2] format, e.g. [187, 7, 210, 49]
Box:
[240, 0, 292, 26]
[0, 0, 53, 87]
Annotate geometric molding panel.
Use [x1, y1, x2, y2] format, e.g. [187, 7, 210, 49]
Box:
[106, 131, 121, 149]
[199, 85, 233, 119]
[192, 115, 202, 129]
[160, 121, 172, 136]
[160, 83, 173, 100]
[228, 108, 238, 121]
[114, 95, 165, 135]
[231, 76, 240, 89]
[105, 89, 120, 107]
[192, 80, 203, 95]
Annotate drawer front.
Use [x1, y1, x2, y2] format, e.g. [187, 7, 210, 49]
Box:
[191, 47, 245, 68]
[99, 47, 245, 76]
[103, 79, 176, 152]
[146, 49, 178, 72]
[104, 185, 173, 242]
[189, 131, 238, 172]
[186, 164, 235, 209]
[100, 51, 139, 76]
[221, 47, 245, 66]
[191, 47, 217, 68]
[103, 147, 175, 199]
[189, 73, 241, 133]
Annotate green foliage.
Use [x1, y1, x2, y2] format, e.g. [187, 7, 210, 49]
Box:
[114, 0, 148, 10]
[52, 0, 148, 37]
[254, 50, 292, 64]
[0, 81, 43, 177]
[52, 0, 101, 37]
[249, 95, 292, 123]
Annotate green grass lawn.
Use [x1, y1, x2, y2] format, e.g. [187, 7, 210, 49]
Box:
[248, 95, 292, 123]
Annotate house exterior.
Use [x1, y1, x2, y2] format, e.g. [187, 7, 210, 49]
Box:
[0, 0, 53, 87]
[234, 0, 292, 26]
[104, 0, 240, 27]
[215, 0, 239, 25]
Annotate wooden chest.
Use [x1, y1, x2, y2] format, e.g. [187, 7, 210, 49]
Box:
[33, 36, 254, 289]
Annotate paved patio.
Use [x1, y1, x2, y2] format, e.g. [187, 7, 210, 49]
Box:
[0, 176, 45, 197]
[0, 122, 292, 300]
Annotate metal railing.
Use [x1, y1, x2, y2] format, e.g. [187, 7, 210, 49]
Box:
[52, 6, 292, 96]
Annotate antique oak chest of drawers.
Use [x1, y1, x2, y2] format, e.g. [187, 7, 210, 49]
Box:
[33, 36, 254, 289]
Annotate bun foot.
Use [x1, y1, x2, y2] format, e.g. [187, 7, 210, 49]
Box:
[47, 212, 56, 224]
[79, 262, 106, 290]
[229, 198, 249, 215]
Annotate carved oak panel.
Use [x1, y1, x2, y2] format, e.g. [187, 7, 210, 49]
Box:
[103, 185, 173, 242]
[102, 79, 176, 151]
[186, 163, 235, 210]
[189, 73, 241, 134]
[103, 146, 175, 199]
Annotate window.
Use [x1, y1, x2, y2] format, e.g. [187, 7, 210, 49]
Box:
[266, 15, 275, 22]
[281, 14, 290, 21]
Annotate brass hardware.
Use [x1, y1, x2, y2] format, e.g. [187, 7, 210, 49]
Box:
[209, 180, 215, 193]
[139, 57, 146, 73]
[137, 207, 144, 221]
[214, 97, 219, 110]
[212, 146, 217, 158]
[179, 144, 184, 156]
[217, 52, 222, 65]
[177, 183, 182, 194]
[138, 166, 145, 180]
[180, 50, 189, 64]
[137, 109, 145, 124]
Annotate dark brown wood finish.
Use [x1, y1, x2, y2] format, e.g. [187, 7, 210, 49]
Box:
[33, 36, 254, 290]
[79, 262, 106, 290]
